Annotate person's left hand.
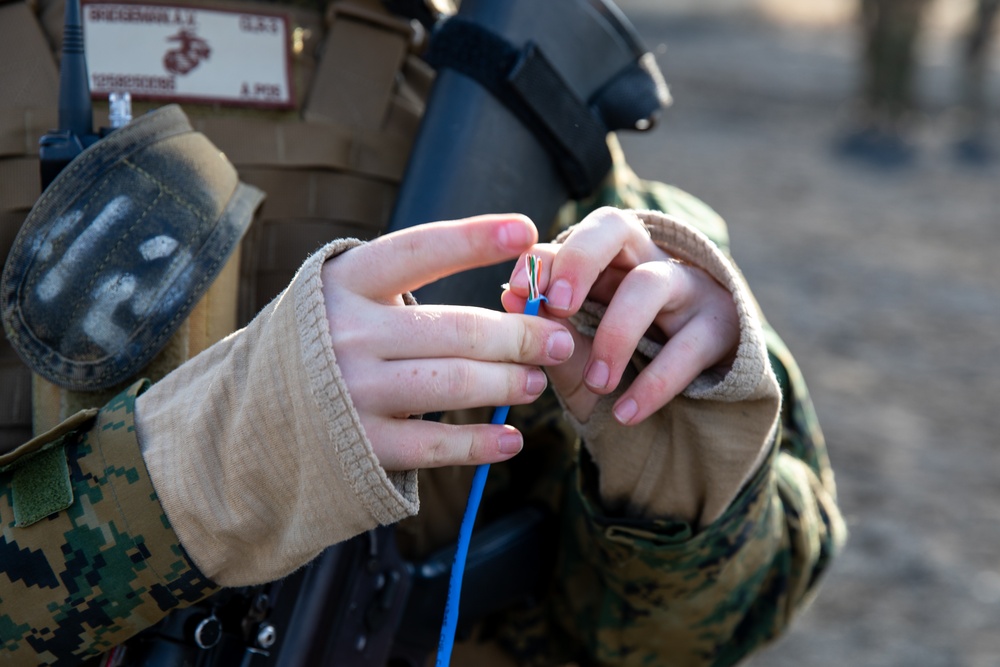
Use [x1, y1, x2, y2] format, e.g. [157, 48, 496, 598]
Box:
[502, 207, 739, 426]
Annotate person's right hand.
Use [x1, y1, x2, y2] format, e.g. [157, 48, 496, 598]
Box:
[320, 214, 576, 472]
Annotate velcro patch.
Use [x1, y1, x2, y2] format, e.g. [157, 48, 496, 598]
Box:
[82, 2, 294, 108]
[11, 445, 73, 528]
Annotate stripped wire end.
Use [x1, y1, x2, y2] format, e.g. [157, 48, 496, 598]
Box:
[526, 254, 542, 302]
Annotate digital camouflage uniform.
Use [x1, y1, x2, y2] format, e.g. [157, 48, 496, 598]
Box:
[0, 0, 846, 664]
[1, 148, 846, 665]
[0, 383, 217, 663]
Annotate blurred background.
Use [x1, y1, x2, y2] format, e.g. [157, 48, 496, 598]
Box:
[613, 1, 1000, 665]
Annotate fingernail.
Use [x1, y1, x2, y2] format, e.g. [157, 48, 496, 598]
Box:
[498, 432, 523, 455]
[546, 330, 574, 361]
[614, 398, 638, 425]
[526, 369, 547, 395]
[547, 279, 573, 311]
[586, 360, 609, 389]
[499, 221, 530, 249]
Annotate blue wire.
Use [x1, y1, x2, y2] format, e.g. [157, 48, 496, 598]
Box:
[435, 296, 545, 666]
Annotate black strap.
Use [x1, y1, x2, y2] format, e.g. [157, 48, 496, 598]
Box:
[424, 18, 613, 199]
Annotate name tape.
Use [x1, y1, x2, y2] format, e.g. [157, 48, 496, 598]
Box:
[82, 2, 294, 108]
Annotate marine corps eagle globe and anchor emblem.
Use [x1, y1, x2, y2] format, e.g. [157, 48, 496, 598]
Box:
[163, 27, 212, 75]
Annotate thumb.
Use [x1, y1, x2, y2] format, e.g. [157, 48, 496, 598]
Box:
[542, 318, 601, 421]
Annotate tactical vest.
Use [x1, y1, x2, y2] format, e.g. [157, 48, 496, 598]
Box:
[0, 4, 679, 662]
[0, 0, 431, 450]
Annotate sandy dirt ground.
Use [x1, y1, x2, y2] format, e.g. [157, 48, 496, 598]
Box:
[613, 1, 1000, 665]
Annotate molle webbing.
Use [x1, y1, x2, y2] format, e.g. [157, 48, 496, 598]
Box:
[305, 2, 413, 131]
[187, 0, 425, 324]
[0, 2, 60, 450]
[0, 0, 426, 449]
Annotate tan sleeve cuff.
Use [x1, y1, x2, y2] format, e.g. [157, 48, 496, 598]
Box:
[135, 239, 419, 586]
[561, 210, 781, 527]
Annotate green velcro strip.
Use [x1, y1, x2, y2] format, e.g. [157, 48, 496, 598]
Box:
[11, 445, 73, 527]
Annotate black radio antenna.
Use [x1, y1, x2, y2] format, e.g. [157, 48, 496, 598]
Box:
[39, 0, 99, 189]
[59, 0, 93, 140]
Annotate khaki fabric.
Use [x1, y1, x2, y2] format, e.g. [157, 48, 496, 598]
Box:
[131, 208, 778, 588]
[135, 238, 420, 586]
[559, 210, 780, 527]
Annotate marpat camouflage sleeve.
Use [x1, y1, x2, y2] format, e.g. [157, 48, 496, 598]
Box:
[0, 381, 217, 664]
[527, 145, 847, 666]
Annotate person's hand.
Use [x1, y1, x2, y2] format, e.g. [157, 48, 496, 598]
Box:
[502, 207, 739, 426]
[321, 215, 576, 471]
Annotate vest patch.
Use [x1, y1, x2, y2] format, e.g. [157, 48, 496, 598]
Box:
[11, 445, 73, 527]
[82, 2, 294, 109]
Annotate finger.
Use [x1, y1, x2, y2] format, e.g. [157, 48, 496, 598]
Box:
[337, 215, 537, 299]
[612, 315, 738, 425]
[536, 318, 599, 416]
[583, 260, 689, 394]
[379, 305, 574, 365]
[371, 419, 526, 470]
[505, 244, 558, 298]
[505, 248, 630, 316]
[505, 264, 630, 321]
[544, 208, 661, 314]
[581, 266, 629, 308]
[350, 358, 548, 416]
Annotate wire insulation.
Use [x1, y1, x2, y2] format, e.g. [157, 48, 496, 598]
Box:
[435, 257, 545, 666]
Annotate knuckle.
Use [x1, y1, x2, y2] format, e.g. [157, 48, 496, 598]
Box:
[445, 360, 474, 399]
[626, 211, 650, 236]
[395, 436, 423, 470]
[554, 243, 591, 273]
[517, 319, 535, 360]
[628, 263, 666, 292]
[462, 432, 478, 464]
[598, 324, 633, 354]
[561, 374, 591, 406]
[421, 428, 476, 467]
[452, 311, 480, 347]
[674, 336, 701, 361]
[453, 310, 495, 353]
[591, 206, 645, 233]
[590, 205, 626, 225]
[466, 217, 508, 257]
[430, 437, 451, 467]
[642, 365, 672, 400]
[420, 437, 443, 467]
